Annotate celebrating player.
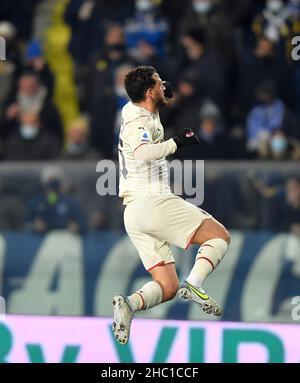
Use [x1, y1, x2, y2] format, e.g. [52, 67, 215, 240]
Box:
[112, 66, 230, 344]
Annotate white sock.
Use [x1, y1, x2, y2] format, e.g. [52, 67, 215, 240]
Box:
[127, 281, 163, 312]
[186, 238, 228, 289]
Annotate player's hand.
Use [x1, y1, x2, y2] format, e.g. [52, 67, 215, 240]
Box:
[173, 128, 199, 148]
[162, 81, 173, 99]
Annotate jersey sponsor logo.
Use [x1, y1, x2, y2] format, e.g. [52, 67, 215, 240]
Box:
[141, 131, 150, 142]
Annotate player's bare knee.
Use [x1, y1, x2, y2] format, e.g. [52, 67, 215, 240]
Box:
[213, 222, 230, 244]
[222, 227, 231, 244]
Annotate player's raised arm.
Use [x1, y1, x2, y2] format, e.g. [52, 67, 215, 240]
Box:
[134, 128, 199, 161]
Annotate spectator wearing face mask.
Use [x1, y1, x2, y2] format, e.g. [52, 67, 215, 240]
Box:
[267, 129, 291, 160]
[246, 82, 299, 159]
[269, 130, 300, 160]
[178, 0, 235, 68]
[26, 167, 86, 234]
[1, 72, 63, 145]
[3, 111, 61, 161]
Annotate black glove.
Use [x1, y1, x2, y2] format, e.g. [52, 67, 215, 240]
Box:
[173, 128, 200, 148]
[163, 81, 173, 99]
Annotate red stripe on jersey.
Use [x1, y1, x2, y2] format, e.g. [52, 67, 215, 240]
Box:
[147, 261, 165, 271]
[133, 142, 149, 154]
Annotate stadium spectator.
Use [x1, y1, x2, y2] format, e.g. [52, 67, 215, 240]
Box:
[179, 27, 226, 109]
[85, 25, 133, 157]
[176, 101, 228, 160]
[1, 72, 63, 144]
[178, 0, 235, 67]
[124, 0, 169, 75]
[159, 0, 187, 46]
[218, 0, 252, 26]
[160, 73, 208, 137]
[64, 116, 98, 160]
[254, 175, 300, 234]
[236, 35, 291, 116]
[193, 101, 228, 159]
[64, 0, 135, 66]
[23, 39, 55, 96]
[246, 81, 299, 158]
[84, 23, 131, 109]
[26, 166, 85, 234]
[252, 0, 300, 60]
[3, 111, 61, 161]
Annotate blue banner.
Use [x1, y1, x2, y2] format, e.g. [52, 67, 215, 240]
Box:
[0, 230, 299, 323]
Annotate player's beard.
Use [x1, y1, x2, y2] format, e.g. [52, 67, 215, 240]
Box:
[154, 94, 167, 109]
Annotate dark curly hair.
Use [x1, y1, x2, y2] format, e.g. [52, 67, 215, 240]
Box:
[124, 66, 157, 103]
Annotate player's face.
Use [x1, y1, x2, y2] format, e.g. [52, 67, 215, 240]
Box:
[150, 73, 167, 108]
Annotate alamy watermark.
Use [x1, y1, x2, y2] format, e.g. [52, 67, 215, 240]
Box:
[291, 36, 300, 61]
[0, 36, 6, 61]
[96, 159, 205, 206]
[291, 296, 300, 321]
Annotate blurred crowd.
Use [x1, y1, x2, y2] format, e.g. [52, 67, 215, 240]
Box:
[0, 0, 300, 234]
[0, 0, 300, 161]
[0, 164, 299, 235]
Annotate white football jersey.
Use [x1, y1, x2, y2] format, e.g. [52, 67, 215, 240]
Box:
[118, 101, 172, 203]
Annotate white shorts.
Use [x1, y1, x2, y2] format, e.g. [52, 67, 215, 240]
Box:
[124, 194, 212, 271]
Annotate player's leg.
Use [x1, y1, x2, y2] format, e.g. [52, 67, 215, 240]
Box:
[112, 262, 178, 345]
[127, 262, 179, 311]
[125, 194, 229, 317]
[188, 217, 230, 286]
[179, 217, 230, 316]
[112, 199, 177, 344]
